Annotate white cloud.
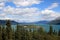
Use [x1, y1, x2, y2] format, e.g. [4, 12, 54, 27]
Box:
[0, 0, 5, 2]
[13, 0, 43, 7]
[0, 5, 60, 22]
[41, 2, 60, 21]
[3, 6, 40, 15]
[41, 9, 60, 20]
[46, 3, 59, 10]
[0, 0, 6, 10]
[2, 6, 41, 22]
[0, 13, 5, 16]
[0, 2, 5, 9]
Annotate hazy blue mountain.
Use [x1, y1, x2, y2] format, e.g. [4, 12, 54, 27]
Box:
[33, 21, 48, 24]
[49, 17, 60, 25]
[19, 21, 48, 25]
[0, 20, 48, 25]
[0, 20, 19, 25]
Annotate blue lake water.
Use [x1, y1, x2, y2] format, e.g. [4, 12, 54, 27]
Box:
[12, 24, 60, 32]
[37, 24, 60, 32]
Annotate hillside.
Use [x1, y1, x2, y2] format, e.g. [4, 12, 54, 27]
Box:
[49, 17, 60, 25]
[0, 20, 19, 25]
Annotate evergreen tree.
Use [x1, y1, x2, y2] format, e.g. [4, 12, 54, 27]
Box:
[32, 28, 38, 40]
[21, 25, 27, 40]
[6, 20, 12, 40]
[58, 29, 60, 36]
[15, 24, 21, 40]
[53, 29, 57, 36]
[49, 25, 53, 35]
[2, 26, 6, 40]
[38, 27, 45, 35]
[12, 28, 15, 40]
[0, 25, 2, 40]
[28, 28, 32, 40]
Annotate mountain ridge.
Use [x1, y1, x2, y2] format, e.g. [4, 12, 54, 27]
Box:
[0, 20, 48, 25]
[0, 20, 19, 25]
[49, 17, 60, 25]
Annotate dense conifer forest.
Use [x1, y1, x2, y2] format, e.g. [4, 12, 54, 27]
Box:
[0, 20, 60, 40]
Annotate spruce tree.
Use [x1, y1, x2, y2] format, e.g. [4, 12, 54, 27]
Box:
[49, 25, 53, 35]
[12, 28, 15, 40]
[28, 28, 32, 40]
[2, 26, 6, 40]
[15, 24, 21, 40]
[53, 29, 57, 36]
[0, 25, 2, 40]
[38, 27, 45, 35]
[6, 20, 12, 40]
[58, 29, 60, 36]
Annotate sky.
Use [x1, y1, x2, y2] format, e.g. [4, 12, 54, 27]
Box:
[0, 0, 60, 23]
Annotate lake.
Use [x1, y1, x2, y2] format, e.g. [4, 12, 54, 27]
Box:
[12, 24, 60, 32]
[36, 24, 60, 32]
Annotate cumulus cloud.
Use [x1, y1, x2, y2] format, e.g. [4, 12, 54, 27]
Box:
[41, 9, 60, 20]
[0, 13, 5, 16]
[1, 6, 59, 22]
[0, 0, 6, 10]
[0, 1, 60, 22]
[2, 6, 41, 22]
[3, 6, 40, 15]
[46, 3, 59, 10]
[0, 0, 5, 2]
[0, 2, 5, 9]
[41, 2, 60, 21]
[12, 0, 43, 7]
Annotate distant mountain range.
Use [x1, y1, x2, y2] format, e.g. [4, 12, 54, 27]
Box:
[0, 17, 60, 25]
[49, 17, 60, 25]
[0, 20, 48, 25]
[19, 21, 49, 25]
[30, 21, 48, 24]
[0, 20, 19, 25]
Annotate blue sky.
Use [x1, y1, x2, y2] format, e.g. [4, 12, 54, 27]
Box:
[0, 0, 60, 22]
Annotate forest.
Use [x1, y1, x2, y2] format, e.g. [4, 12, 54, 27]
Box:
[0, 20, 60, 40]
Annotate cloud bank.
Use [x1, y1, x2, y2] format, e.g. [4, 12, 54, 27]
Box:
[0, 0, 60, 22]
[13, 0, 43, 7]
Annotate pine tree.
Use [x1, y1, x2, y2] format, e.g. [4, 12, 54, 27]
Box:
[38, 27, 45, 35]
[28, 28, 32, 40]
[0, 25, 2, 40]
[6, 20, 12, 40]
[21, 25, 27, 40]
[37, 27, 45, 40]
[2, 26, 6, 40]
[12, 28, 15, 40]
[15, 24, 21, 40]
[53, 29, 57, 36]
[49, 25, 53, 35]
[58, 29, 60, 36]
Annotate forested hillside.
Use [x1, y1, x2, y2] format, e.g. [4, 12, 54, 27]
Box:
[0, 20, 60, 40]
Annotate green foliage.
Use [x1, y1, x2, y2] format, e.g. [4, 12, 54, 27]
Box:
[15, 24, 21, 40]
[6, 20, 13, 40]
[58, 29, 60, 36]
[53, 30, 57, 36]
[0, 25, 2, 40]
[0, 21, 60, 40]
[48, 25, 53, 35]
[2, 26, 6, 40]
[38, 27, 45, 35]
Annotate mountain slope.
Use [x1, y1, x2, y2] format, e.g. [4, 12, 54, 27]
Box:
[19, 21, 48, 25]
[0, 20, 48, 25]
[0, 20, 19, 25]
[49, 17, 60, 25]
